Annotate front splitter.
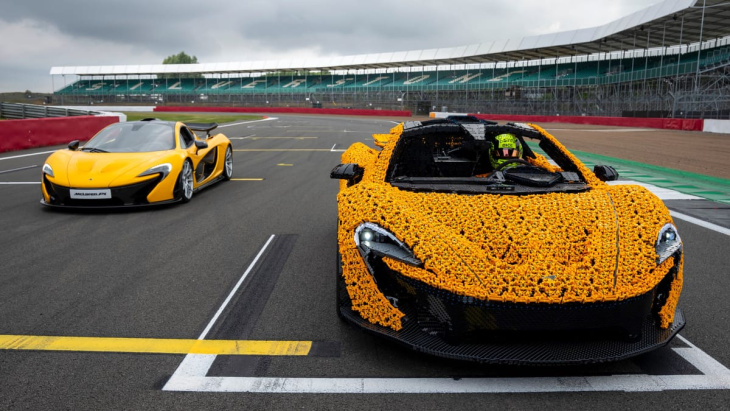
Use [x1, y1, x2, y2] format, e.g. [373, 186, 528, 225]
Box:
[339, 306, 685, 365]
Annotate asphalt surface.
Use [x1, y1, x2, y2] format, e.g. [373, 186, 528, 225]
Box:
[0, 115, 728, 410]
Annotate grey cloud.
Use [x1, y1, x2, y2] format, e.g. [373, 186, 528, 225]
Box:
[0, 0, 660, 92]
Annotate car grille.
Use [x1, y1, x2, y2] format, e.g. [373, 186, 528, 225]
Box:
[365, 254, 680, 342]
[338, 254, 685, 364]
[44, 176, 162, 207]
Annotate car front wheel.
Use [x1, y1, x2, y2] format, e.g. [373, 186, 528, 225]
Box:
[179, 160, 194, 203]
[223, 146, 233, 181]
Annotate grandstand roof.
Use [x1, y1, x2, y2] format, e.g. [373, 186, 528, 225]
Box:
[50, 0, 729, 76]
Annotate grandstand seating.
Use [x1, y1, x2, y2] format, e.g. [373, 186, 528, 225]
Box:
[55, 45, 730, 97]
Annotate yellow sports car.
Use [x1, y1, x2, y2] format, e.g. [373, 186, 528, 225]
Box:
[41, 119, 232, 207]
[331, 117, 684, 365]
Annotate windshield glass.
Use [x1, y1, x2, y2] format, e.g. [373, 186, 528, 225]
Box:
[386, 121, 587, 195]
[83, 122, 175, 153]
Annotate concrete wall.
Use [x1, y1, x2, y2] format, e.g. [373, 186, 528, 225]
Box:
[703, 119, 730, 134]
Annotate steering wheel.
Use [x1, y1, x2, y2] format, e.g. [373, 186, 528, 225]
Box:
[495, 158, 533, 171]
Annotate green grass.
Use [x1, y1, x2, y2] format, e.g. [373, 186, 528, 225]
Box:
[123, 112, 264, 123]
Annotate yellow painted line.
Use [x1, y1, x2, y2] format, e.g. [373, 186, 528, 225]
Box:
[0, 335, 312, 356]
[234, 149, 333, 152]
[277, 163, 294, 166]
[231, 178, 264, 181]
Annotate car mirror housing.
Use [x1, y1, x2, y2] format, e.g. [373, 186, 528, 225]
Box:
[68, 140, 80, 151]
[594, 165, 619, 181]
[330, 163, 363, 181]
[194, 140, 208, 153]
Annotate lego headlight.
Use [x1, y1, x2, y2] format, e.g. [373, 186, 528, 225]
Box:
[355, 222, 422, 267]
[656, 223, 682, 264]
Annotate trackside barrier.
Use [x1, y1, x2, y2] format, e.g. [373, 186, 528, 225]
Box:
[463, 113, 704, 131]
[0, 116, 118, 153]
[703, 119, 730, 134]
[0, 102, 105, 120]
[154, 106, 412, 117]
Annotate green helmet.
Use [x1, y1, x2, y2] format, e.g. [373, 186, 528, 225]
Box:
[489, 133, 523, 169]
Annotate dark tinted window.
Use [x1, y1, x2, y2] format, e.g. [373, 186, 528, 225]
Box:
[179, 126, 196, 148]
[85, 122, 175, 153]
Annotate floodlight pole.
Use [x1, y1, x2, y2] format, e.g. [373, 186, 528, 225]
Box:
[673, 13, 685, 118]
[694, 0, 707, 93]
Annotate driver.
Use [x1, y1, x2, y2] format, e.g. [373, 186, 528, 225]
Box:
[489, 133, 523, 170]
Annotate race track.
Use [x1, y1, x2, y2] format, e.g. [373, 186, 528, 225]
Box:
[0, 115, 728, 410]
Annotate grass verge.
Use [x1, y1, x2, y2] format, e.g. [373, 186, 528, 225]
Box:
[124, 112, 264, 123]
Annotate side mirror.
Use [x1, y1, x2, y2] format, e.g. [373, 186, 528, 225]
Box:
[194, 140, 208, 153]
[594, 165, 619, 182]
[330, 163, 363, 182]
[68, 140, 79, 151]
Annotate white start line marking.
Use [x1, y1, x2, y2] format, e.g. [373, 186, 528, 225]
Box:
[163, 335, 730, 393]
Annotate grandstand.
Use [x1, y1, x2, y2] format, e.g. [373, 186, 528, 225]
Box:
[50, 0, 730, 118]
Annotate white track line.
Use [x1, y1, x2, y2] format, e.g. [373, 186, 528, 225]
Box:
[0, 165, 38, 174]
[196, 234, 275, 340]
[670, 211, 730, 237]
[218, 117, 277, 128]
[163, 333, 730, 392]
[608, 180, 700, 200]
[165, 235, 276, 392]
[164, 330, 730, 393]
[0, 151, 55, 161]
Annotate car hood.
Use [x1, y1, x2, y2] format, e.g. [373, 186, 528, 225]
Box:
[48, 150, 172, 188]
[338, 182, 675, 304]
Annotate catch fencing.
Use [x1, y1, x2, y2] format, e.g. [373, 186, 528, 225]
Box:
[0, 102, 104, 120]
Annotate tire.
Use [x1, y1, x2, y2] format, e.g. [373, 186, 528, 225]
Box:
[223, 145, 233, 181]
[336, 238, 349, 321]
[179, 160, 194, 203]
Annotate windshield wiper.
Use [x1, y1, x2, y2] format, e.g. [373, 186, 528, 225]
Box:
[81, 147, 109, 153]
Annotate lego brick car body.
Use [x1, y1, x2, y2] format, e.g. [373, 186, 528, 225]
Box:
[331, 118, 684, 365]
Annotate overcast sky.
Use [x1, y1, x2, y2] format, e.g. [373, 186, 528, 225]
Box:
[0, 0, 661, 93]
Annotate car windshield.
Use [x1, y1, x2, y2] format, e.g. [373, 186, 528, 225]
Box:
[83, 122, 175, 153]
[386, 121, 589, 195]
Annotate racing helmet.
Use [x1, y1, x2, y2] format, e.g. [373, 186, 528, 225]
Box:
[489, 133, 523, 169]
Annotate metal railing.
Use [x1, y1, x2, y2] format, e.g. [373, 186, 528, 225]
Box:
[0, 102, 103, 119]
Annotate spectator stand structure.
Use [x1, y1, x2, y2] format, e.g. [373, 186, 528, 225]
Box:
[50, 0, 730, 119]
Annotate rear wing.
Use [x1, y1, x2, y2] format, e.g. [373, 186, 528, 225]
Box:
[187, 122, 219, 137]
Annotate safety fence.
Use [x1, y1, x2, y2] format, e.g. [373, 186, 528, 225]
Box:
[0, 102, 104, 120]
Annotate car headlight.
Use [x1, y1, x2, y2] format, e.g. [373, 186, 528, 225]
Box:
[42, 163, 54, 178]
[656, 223, 682, 264]
[137, 163, 172, 180]
[354, 222, 422, 267]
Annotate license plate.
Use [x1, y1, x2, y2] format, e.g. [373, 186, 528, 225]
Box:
[70, 189, 111, 199]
